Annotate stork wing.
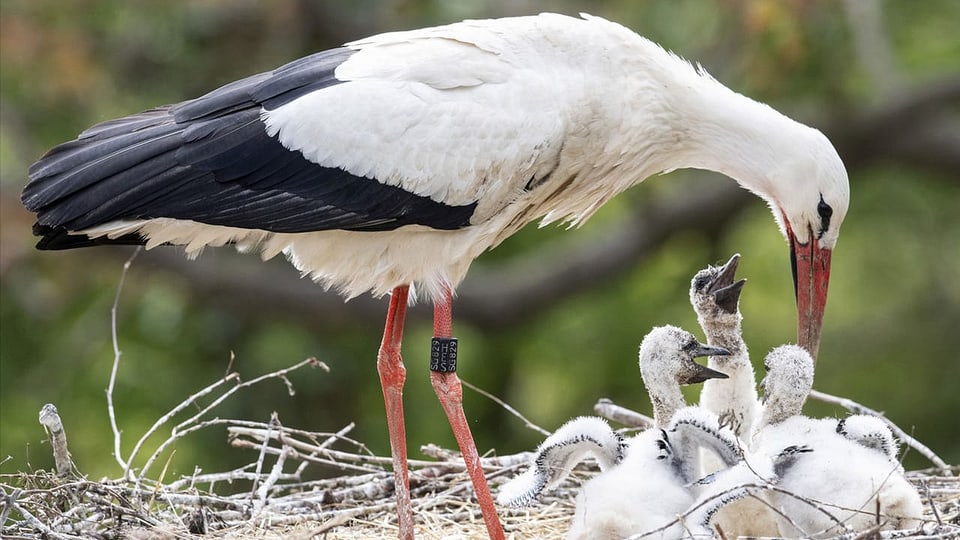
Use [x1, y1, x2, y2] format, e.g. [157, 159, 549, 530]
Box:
[497, 416, 625, 507]
[23, 21, 568, 249]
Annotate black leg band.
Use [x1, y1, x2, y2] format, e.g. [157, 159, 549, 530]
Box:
[430, 337, 458, 373]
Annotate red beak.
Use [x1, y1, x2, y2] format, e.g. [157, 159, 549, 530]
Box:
[788, 223, 832, 362]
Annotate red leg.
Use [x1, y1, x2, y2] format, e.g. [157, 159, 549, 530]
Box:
[430, 287, 505, 540]
[377, 285, 414, 540]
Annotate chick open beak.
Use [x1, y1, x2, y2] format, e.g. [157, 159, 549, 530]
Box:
[685, 344, 730, 383]
[707, 254, 746, 314]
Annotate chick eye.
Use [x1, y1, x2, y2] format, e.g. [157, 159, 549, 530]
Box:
[817, 195, 833, 238]
[693, 274, 711, 291]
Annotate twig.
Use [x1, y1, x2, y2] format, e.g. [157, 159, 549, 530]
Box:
[809, 389, 950, 470]
[170, 468, 301, 492]
[593, 398, 654, 429]
[8, 498, 86, 540]
[107, 247, 140, 475]
[228, 426, 404, 466]
[0, 486, 22, 527]
[224, 350, 236, 379]
[419, 444, 532, 469]
[135, 357, 323, 483]
[460, 378, 549, 436]
[920, 480, 942, 527]
[172, 358, 326, 436]
[161, 420, 358, 491]
[83, 489, 162, 527]
[293, 422, 356, 478]
[37, 404, 74, 477]
[228, 436, 387, 475]
[127, 371, 240, 482]
[304, 512, 352, 536]
[250, 413, 279, 502]
[230, 425, 528, 473]
[253, 413, 288, 519]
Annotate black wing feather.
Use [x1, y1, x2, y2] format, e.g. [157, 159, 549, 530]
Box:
[22, 46, 477, 250]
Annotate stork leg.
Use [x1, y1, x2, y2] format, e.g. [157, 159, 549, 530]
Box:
[430, 287, 506, 540]
[377, 285, 415, 540]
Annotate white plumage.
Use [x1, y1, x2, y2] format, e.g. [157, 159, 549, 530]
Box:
[567, 410, 742, 540]
[501, 258, 923, 539]
[499, 325, 732, 539]
[752, 346, 924, 537]
[835, 414, 903, 469]
[496, 416, 627, 509]
[688, 257, 923, 538]
[27, 13, 848, 306]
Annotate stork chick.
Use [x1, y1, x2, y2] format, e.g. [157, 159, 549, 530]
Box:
[690, 253, 758, 438]
[500, 326, 731, 539]
[754, 345, 924, 537]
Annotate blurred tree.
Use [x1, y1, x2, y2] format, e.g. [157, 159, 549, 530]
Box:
[1, 0, 957, 483]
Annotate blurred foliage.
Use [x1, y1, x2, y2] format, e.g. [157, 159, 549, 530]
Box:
[1, 0, 958, 484]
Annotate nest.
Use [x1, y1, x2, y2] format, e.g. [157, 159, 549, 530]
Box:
[4, 441, 957, 540]
[3, 392, 958, 539]
[0, 430, 577, 539]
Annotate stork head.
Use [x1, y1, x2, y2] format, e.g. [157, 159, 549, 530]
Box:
[765, 128, 849, 362]
[679, 76, 850, 361]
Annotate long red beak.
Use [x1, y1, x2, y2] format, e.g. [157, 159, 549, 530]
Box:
[788, 224, 832, 362]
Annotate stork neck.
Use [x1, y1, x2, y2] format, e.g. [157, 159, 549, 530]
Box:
[649, 381, 688, 428]
[698, 314, 743, 352]
[669, 78, 795, 200]
[758, 395, 800, 428]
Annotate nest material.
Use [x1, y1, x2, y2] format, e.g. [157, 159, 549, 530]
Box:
[0, 422, 576, 540]
[2, 416, 958, 540]
[3, 354, 957, 539]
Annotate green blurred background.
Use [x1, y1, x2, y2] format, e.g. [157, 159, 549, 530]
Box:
[1, 0, 957, 484]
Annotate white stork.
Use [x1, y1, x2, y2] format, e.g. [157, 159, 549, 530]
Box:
[21, 13, 849, 539]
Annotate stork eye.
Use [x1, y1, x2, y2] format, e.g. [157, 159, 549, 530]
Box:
[817, 198, 833, 220]
[682, 339, 698, 352]
[817, 195, 833, 238]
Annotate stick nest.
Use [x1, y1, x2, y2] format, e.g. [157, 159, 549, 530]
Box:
[1, 417, 580, 540]
[2, 420, 958, 539]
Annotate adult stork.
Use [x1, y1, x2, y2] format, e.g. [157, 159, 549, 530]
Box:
[21, 12, 849, 539]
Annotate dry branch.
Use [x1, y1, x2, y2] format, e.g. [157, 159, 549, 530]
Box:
[108, 247, 141, 476]
[37, 405, 73, 477]
[593, 397, 655, 429]
[461, 379, 550, 436]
